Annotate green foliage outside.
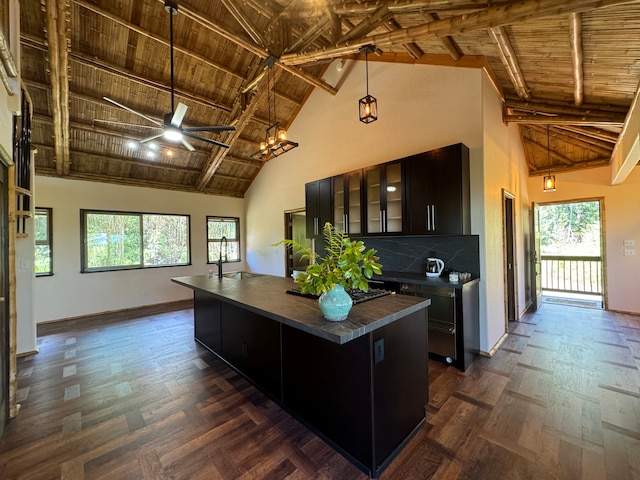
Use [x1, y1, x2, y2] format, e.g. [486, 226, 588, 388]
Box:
[539, 201, 601, 256]
[207, 218, 239, 262]
[86, 213, 188, 269]
[34, 209, 51, 274]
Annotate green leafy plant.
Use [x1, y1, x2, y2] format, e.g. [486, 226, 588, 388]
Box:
[275, 222, 382, 295]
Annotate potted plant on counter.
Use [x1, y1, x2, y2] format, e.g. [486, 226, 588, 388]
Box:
[275, 222, 383, 321]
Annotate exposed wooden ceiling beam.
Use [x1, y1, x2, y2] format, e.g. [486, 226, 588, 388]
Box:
[73, 0, 243, 81]
[569, 12, 584, 106]
[21, 35, 234, 115]
[526, 124, 613, 157]
[338, 5, 393, 43]
[423, 12, 462, 61]
[382, 18, 423, 59]
[280, 0, 639, 65]
[330, 0, 514, 16]
[195, 69, 283, 190]
[505, 114, 625, 127]
[45, 0, 71, 176]
[529, 157, 610, 176]
[529, 135, 575, 166]
[489, 26, 530, 100]
[36, 168, 245, 197]
[505, 98, 628, 116]
[285, 16, 331, 54]
[555, 125, 619, 144]
[221, 0, 268, 47]
[169, 0, 338, 95]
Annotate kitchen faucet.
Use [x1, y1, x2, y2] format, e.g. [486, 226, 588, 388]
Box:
[218, 236, 228, 279]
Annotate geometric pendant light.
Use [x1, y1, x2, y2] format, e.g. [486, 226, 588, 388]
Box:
[358, 45, 377, 124]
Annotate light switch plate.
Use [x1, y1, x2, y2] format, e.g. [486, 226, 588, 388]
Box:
[624, 239, 636, 247]
[624, 249, 636, 256]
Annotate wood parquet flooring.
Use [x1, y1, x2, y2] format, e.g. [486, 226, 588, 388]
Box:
[1, 302, 639, 479]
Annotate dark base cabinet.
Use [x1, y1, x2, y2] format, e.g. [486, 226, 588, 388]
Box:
[282, 309, 428, 476]
[194, 290, 222, 354]
[192, 289, 428, 478]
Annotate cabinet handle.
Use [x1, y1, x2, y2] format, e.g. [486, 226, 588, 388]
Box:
[382, 209, 387, 232]
[379, 211, 383, 232]
[344, 214, 348, 234]
[426, 205, 430, 231]
[431, 205, 436, 231]
[314, 217, 319, 235]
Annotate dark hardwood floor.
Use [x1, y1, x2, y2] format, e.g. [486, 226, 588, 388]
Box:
[1, 302, 639, 479]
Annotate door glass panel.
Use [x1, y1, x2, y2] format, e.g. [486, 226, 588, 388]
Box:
[333, 176, 345, 232]
[366, 167, 381, 233]
[347, 173, 361, 235]
[386, 163, 403, 233]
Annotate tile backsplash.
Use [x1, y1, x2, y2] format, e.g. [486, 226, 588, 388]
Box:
[353, 235, 480, 277]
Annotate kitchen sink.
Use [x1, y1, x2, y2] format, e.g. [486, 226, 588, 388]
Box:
[222, 271, 262, 280]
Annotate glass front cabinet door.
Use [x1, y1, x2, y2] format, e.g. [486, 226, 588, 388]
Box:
[333, 171, 362, 235]
[364, 161, 403, 234]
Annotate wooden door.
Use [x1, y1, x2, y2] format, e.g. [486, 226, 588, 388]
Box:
[530, 202, 542, 311]
[504, 192, 516, 322]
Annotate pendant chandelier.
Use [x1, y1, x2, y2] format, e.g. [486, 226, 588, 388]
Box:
[359, 45, 377, 124]
[543, 124, 556, 192]
[251, 57, 298, 161]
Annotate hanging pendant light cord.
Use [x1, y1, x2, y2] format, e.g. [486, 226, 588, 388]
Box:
[365, 50, 369, 96]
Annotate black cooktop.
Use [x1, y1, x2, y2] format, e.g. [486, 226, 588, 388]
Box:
[286, 287, 392, 304]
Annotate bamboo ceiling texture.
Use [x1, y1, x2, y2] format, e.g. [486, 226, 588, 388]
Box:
[19, 0, 640, 197]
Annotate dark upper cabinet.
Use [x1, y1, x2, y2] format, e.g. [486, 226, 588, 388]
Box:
[305, 178, 332, 238]
[364, 161, 403, 235]
[404, 143, 470, 235]
[332, 170, 363, 236]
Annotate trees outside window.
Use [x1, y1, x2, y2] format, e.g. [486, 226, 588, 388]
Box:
[207, 217, 240, 263]
[34, 207, 52, 275]
[81, 210, 190, 272]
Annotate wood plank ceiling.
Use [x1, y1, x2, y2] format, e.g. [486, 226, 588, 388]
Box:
[19, 0, 640, 197]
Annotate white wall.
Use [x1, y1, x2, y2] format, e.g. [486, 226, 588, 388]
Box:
[528, 166, 640, 314]
[32, 176, 246, 325]
[245, 61, 531, 354]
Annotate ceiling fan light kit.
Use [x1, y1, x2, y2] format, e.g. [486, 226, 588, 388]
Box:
[101, 0, 235, 153]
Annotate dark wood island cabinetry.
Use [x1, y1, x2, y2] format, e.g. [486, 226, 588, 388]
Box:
[173, 274, 430, 478]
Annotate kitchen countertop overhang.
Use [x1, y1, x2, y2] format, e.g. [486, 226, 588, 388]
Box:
[172, 274, 430, 345]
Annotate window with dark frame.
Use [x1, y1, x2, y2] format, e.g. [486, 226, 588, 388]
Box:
[34, 207, 52, 276]
[207, 216, 240, 263]
[80, 210, 190, 272]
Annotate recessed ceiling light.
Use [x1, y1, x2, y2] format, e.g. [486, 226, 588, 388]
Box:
[166, 150, 174, 157]
[127, 140, 137, 149]
[148, 142, 157, 150]
[146, 151, 156, 159]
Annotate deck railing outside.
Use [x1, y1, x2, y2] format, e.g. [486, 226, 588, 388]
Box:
[540, 255, 602, 295]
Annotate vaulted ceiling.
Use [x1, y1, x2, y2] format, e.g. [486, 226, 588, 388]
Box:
[20, 0, 640, 197]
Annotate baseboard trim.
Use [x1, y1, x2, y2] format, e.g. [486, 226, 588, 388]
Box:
[480, 332, 509, 358]
[37, 299, 194, 333]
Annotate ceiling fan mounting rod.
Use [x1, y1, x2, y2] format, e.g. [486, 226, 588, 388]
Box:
[165, 0, 178, 114]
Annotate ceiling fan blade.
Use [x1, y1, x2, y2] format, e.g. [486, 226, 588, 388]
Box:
[183, 125, 236, 133]
[103, 97, 163, 127]
[171, 102, 188, 127]
[140, 133, 165, 143]
[94, 119, 162, 129]
[181, 138, 195, 152]
[183, 131, 230, 149]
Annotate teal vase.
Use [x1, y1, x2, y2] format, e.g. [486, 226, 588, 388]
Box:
[318, 284, 353, 321]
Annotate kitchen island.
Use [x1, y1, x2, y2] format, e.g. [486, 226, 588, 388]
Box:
[171, 273, 430, 478]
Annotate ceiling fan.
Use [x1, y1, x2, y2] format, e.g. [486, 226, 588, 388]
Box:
[102, 0, 235, 152]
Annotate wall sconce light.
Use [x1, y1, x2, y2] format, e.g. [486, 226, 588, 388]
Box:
[359, 45, 377, 124]
[543, 125, 556, 192]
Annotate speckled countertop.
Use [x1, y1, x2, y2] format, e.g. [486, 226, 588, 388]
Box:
[171, 274, 430, 345]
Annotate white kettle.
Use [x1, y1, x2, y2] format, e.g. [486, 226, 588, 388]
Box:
[426, 258, 444, 277]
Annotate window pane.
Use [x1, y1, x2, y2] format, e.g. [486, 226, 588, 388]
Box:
[34, 245, 51, 274]
[207, 217, 240, 262]
[143, 214, 189, 266]
[34, 208, 52, 275]
[86, 213, 142, 268]
[34, 210, 49, 243]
